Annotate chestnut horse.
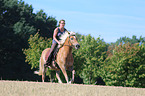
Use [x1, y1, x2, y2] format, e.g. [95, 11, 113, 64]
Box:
[34, 31, 80, 83]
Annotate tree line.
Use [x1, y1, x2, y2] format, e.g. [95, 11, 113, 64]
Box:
[0, 0, 56, 81]
[1, 0, 145, 88]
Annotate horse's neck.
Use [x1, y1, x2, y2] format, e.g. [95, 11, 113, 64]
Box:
[63, 37, 72, 53]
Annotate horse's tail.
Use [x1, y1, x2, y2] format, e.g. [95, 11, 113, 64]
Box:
[34, 70, 39, 75]
[34, 57, 43, 75]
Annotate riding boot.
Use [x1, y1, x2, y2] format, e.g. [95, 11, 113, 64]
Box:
[53, 47, 59, 60]
[46, 43, 56, 66]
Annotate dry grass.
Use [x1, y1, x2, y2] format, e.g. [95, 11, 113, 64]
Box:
[0, 80, 145, 96]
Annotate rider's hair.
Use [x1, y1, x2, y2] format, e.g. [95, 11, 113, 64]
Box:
[59, 19, 65, 25]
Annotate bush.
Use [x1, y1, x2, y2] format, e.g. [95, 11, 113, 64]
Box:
[23, 32, 52, 69]
[101, 43, 145, 88]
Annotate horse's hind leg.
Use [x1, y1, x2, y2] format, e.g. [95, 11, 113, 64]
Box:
[42, 69, 45, 82]
[42, 66, 47, 82]
[48, 61, 60, 71]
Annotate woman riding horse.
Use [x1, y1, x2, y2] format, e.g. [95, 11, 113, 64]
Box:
[46, 19, 66, 66]
[34, 19, 80, 83]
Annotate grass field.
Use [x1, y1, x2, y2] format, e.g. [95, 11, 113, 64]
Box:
[0, 80, 145, 96]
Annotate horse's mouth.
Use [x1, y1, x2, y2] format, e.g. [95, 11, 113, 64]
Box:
[75, 44, 80, 49]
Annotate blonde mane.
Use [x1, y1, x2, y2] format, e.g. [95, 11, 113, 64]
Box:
[59, 31, 76, 44]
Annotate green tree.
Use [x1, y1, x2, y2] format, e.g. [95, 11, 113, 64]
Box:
[108, 35, 145, 58]
[73, 34, 107, 84]
[23, 32, 63, 82]
[101, 43, 145, 88]
[0, 0, 57, 81]
[115, 35, 145, 45]
[23, 32, 52, 69]
[13, 18, 36, 40]
[34, 9, 57, 38]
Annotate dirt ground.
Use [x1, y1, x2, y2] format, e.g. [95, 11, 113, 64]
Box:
[0, 80, 145, 96]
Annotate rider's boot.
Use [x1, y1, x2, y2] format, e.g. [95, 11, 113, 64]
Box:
[45, 43, 56, 67]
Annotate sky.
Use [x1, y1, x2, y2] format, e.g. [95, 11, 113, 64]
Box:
[22, 0, 145, 43]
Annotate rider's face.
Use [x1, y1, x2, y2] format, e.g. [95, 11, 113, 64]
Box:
[60, 21, 65, 28]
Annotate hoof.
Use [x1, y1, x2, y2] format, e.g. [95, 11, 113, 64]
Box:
[72, 70, 75, 74]
[68, 81, 72, 84]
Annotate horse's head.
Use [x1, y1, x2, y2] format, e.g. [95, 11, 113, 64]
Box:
[59, 31, 80, 49]
[68, 33, 80, 49]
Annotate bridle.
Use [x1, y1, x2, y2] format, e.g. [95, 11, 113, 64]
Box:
[62, 31, 76, 48]
[63, 35, 76, 48]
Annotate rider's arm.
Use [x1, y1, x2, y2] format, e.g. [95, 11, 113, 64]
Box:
[53, 28, 61, 45]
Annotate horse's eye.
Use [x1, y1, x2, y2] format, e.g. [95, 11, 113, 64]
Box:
[71, 38, 73, 40]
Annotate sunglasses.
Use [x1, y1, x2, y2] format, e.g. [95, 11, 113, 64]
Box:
[61, 23, 65, 24]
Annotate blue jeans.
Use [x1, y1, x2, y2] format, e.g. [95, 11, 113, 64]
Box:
[52, 39, 57, 44]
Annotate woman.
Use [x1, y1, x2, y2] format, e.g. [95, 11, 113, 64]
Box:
[46, 19, 67, 66]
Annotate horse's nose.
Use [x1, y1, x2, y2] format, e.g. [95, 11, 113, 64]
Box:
[76, 44, 80, 49]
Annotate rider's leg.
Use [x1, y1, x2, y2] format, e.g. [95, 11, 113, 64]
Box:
[46, 42, 57, 65]
[52, 47, 59, 61]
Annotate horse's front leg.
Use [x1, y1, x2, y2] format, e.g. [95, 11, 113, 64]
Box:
[68, 66, 75, 83]
[70, 70, 75, 83]
[59, 65, 69, 83]
[56, 70, 62, 83]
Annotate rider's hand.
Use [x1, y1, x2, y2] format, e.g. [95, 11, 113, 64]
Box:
[58, 42, 61, 45]
[58, 42, 62, 45]
[58, 42, 62, 48]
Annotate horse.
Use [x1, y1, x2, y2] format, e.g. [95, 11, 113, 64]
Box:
[34, 31, 80, 83]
